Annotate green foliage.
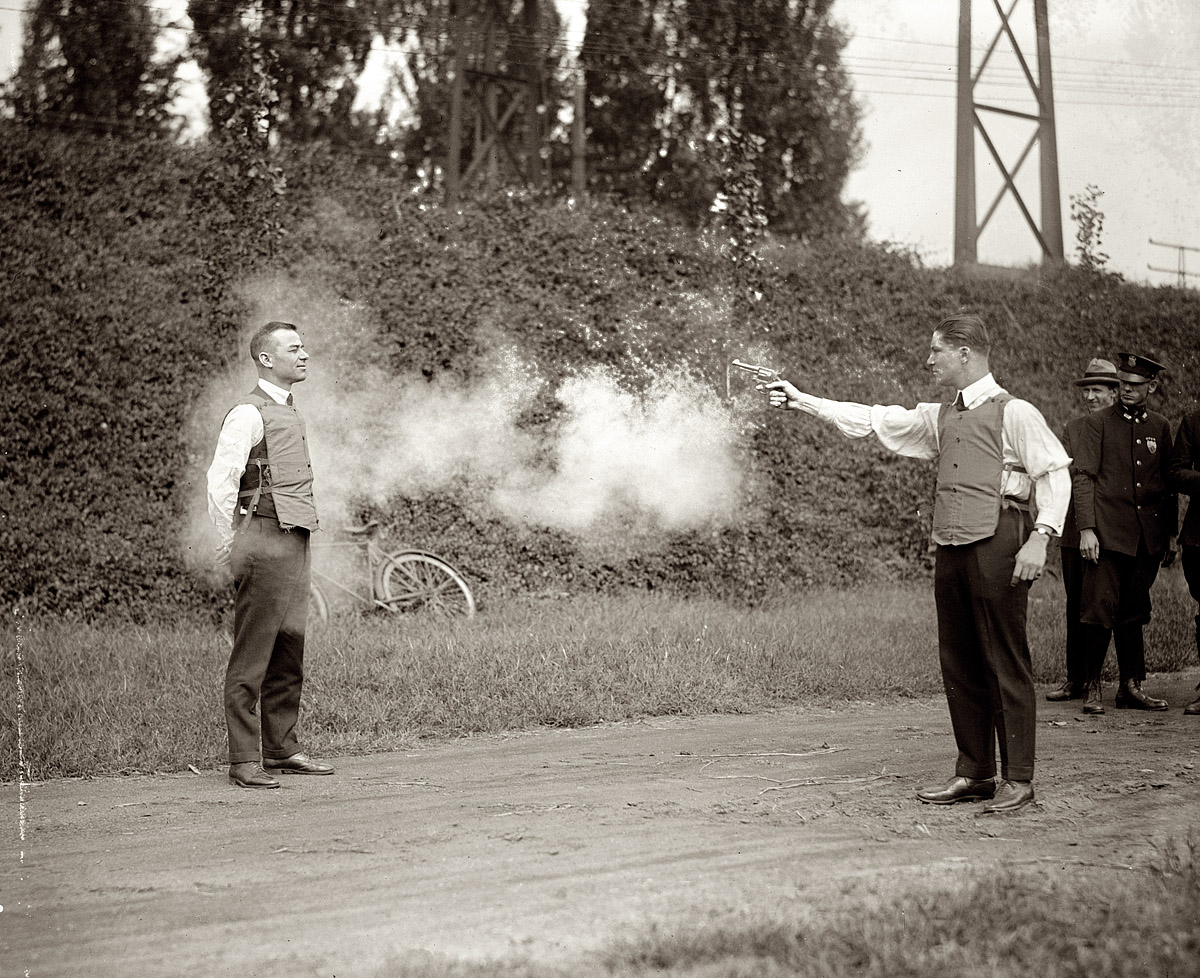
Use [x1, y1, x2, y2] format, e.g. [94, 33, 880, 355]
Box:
[187, 0, 378, 144]
[579, 0, 863, 236]
[5, 0, 181, 135]
[1070, 183, 1110, 273]
[3, 126, 1200, 621]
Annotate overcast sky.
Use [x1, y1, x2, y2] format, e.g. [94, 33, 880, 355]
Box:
[2, 0, 1197, 285]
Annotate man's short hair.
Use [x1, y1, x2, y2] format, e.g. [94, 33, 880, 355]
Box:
[249, 321, 298, 362]
[935, 314, 991, 355]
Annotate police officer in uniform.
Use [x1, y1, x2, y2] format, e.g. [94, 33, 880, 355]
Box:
[207, 322, 334, 788]
[1071, 353, 1176, 714]
[1169, 402, 1200, 715]
[1046, 359, 1119, 702]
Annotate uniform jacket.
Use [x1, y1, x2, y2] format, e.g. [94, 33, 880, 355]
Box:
[1071, 403, 1176, 556]
[1059, 414, 1088, 549]
[1170, 408, 1200, 547]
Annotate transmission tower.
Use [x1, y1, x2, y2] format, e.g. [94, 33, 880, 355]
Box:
[446, 0, 548, 202]
[954, 0, 1063, 268]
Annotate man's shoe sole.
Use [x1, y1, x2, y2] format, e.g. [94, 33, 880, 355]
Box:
[917, 787, 996, 805]
[229, 776, 280, 789]
[1115, 698, 1168, 711]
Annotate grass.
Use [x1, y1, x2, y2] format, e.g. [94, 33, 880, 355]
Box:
[343, 834, 1200, 978]
[2, 570, 1196, 781]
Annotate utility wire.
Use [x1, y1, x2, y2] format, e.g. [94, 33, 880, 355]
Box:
[2, 2, 1198, 110]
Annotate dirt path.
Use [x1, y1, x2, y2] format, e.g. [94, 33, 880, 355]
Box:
[7, 671, 1200, 977]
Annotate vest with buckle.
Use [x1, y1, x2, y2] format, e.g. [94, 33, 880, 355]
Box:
[232, 388, 319, 532]
[932, 393, 1028, 546]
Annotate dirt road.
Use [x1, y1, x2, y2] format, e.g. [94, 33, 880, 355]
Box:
[7, 671, 1200, 977]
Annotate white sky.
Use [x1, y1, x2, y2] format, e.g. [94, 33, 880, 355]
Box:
[2, 0, 1198, 285]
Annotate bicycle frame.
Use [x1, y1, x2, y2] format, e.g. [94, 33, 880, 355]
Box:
[310, 536, 394, 611]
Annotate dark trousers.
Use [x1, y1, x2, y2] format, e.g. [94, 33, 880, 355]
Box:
[934, 507, 1036, 783]
[225, 516, 311, 764]
[1183, 544, 1200, 662]
[1060, 546, 1087, 686]
[1080, 541, 1161, 683]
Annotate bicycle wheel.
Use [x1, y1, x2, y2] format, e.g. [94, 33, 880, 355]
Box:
[378, 551, 476, 618]
[309, 580, 330, 625]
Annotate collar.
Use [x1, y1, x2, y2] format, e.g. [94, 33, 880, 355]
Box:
[956, 373, 1005, 411]
[257, 378, 292, 406]
[1119, 403, 1148, 424]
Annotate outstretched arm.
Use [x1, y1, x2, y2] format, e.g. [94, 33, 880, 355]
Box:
[758, 380, 941, 461]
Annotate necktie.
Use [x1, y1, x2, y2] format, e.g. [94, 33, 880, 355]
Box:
[286, 394, 294, 407]
[953, 391, 967, 412]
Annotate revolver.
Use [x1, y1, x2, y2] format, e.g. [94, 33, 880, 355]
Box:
[731, 359, 783, 384]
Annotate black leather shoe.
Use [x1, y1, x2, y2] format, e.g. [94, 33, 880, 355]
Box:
[1115, 679, 1168, 711]
[229, 763, 280, 789]
[263, 752, 335, 775]
[1045, 682, 1083, 702]
[917, 776, 996, 805]
[983, 780, 1035, 814]
[1082, 680, 1105, 715]
[1184, 685, 1200, 715]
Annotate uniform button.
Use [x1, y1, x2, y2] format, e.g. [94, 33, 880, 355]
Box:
[1136, 438, 1142, 444]
[1136, 460, 1142, 465]
[1136, 482, 1142, 488]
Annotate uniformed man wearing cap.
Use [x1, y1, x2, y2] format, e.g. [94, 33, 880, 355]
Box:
[1046, 358, 1120, 702]
[1071, 352, 1177, 714]
[1168, 400, 1200, 715]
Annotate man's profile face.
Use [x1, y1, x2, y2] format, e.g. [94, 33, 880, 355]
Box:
[926, 332, 969, 391]
[259, 329, 309, 386]
[1118, 377, 1154, 409]
[1080, 383, 1117, 413]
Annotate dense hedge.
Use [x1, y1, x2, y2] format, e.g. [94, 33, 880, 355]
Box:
[3, 129, 1199, 621]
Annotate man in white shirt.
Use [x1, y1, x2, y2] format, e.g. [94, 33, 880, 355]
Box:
[759, 314, 1070, 814]
[207, 322, 332, 788]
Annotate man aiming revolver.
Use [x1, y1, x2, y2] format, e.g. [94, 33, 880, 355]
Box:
[757, 314, 1071, 815]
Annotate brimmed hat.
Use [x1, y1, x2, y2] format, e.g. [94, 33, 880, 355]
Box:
[1114, 352, 1166, 383]
[1073, 358, 1119, 387]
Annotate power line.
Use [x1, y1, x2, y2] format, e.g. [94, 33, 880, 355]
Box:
[2, 2, 1198, 111]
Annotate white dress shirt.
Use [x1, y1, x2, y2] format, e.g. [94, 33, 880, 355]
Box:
[206, 379, 292, 552]
[792, 373, 1072, 535]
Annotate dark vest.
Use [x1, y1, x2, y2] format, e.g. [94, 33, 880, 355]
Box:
[932, 394, 1015, 546]
[233, 388, 319, 532]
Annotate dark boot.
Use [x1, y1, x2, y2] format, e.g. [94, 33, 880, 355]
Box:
[1082, 679, 1105, 715]
[1045, 681, 1084, 701]
[1115, 678, 1168, 711]
[1185, 683, 1200, 716]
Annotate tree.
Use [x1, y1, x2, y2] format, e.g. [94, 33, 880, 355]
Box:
[1069, 184, 1110, 273]
[575, 0, 670, 203]
[579, 0, 863, 237]
[5, 0, 180, 135]
[187, 0, 381, 145]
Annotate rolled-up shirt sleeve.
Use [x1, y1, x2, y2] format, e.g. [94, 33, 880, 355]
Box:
[1003, 399, 1073, 535]
[206, 404, 262, 551]
[795, 393, 941, 461]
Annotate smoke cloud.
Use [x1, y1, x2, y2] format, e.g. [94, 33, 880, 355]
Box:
[183, 271, 758, 567]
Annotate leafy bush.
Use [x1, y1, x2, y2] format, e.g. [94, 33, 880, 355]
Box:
[3, 128, 1199, 621]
